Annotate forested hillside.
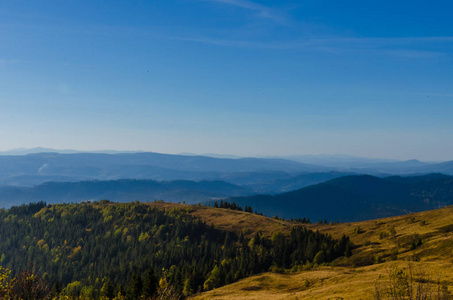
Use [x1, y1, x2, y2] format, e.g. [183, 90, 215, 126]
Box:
[0, 201, 351, 299]
[227, 173, 453, 221]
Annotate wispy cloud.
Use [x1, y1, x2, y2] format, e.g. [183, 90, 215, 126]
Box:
[0, 58, 22, 64]
[0, 58, 22, 69]
[175, 36, 331, 49]
[205, 0, 285, 22]
[382, 49, 443, 59]
[176, 35, 453, 58]
[175, 36, 273, 48]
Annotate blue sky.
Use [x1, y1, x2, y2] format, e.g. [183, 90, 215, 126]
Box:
[0, 0, 452, 160]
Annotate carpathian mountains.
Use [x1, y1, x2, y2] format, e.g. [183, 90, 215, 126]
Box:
[0, 150, 453, 221]
[0, 152, 327, 187]
[227, 173, 453, 222]
[0, 151, 452, 188]
[0, 179, 251, 208]
[1, 172, 453, 223]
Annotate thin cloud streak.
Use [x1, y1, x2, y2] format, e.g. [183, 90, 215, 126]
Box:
[206, 0, 285, 22]
[176, 35, 453, 58]
[0, 59, 22, 69]
[382, 50, 444, 59]
[179, 36, 453, 48]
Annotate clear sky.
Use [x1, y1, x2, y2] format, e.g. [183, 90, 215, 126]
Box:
[0, 0, 452, 160]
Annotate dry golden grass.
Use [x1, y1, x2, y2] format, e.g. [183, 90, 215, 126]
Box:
[308, 205, 453, 262]
[98, 201, 453, 298]
[144, 201, 292, 237]
[188, 206, 453, 300]
[191, 260, 453, 300]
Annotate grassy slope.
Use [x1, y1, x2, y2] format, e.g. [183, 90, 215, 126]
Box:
[142, 201, 292, 238]
[187, 205, 453, 299]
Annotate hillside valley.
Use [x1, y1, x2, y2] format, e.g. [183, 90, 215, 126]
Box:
[191, 205, 453, 299]
[0, 201, 350, 299]
[1, 200, 452, 299]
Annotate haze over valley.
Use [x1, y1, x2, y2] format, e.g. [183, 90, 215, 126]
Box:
[1, 0, 453, 299]
[1, 149, 453, 223]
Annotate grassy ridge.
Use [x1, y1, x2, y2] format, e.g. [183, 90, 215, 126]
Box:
[191, 206, 453, 299]
[148, 202, 292, 238]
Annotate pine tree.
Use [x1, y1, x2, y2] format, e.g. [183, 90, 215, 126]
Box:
[345, 243, 352, 258]
[203, 265, 221, 290]
[128, 274, 143, 299]
[100, 279, 115, 300]
[52, 280, 61, 298]
[142, 268, 158, 298]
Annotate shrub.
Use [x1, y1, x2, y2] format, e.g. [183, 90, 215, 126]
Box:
[353, 226, 364, 234]
[374, 264, 451, 300]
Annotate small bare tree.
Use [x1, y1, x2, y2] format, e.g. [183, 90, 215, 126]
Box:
[374, 263, 450, 300]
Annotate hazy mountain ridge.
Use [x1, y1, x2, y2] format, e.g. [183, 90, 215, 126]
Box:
[0, 152, 326, 185]
[0, 151, 452, 189]
[225, 174, 453, 222]
[239, 171, 357, 193]
[0, 179, 251, 208]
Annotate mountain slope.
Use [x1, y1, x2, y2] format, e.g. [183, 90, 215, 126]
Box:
[241, 171, 356, 193]
[192, 205, 453, 299]
[227, 174, 453, 221]
[0, 201, 351, 299]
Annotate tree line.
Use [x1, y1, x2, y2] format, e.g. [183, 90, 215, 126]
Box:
[0, 201, 352, 299]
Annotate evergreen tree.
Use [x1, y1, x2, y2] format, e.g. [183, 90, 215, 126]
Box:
[51, 280, 61, 298]
[203, 265, 221, 290]
[100, 279, 115, 300]
[128, 274, 143, 300]
[142, 268, 158, 298]
[345, 243, 352, 258]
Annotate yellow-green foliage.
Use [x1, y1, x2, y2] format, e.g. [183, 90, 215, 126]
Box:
[138, 232, 151, 242]
[0, 265, 11, 297]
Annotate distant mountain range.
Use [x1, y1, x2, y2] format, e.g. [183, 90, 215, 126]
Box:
[0, 147, 139, 156]
[273, 154, 400, 168]
[0, 150, 451, 189]
[226, 173, 453, 222]
[1, 169, 453, 223]
[0, 179, 251, 208]
[237, 171, 357, 193]
[0, 149, 452, 218]
[0, 152, 328, 188]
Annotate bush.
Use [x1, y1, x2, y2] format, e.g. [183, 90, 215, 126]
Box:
[374, 264, 451, 300]
[353, 226, 364, 234]
[6, 266, 50, 300]
[380, 231, 389, 239]
[410, 234, 423, 250]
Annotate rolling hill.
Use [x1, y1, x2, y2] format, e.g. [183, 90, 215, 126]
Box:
[191, 205, 453, 299]
[226, 173, 453, 222]
[0, 201, 350, 299]
[239, 171, 356, 193]
[1, 200, 452, 299]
